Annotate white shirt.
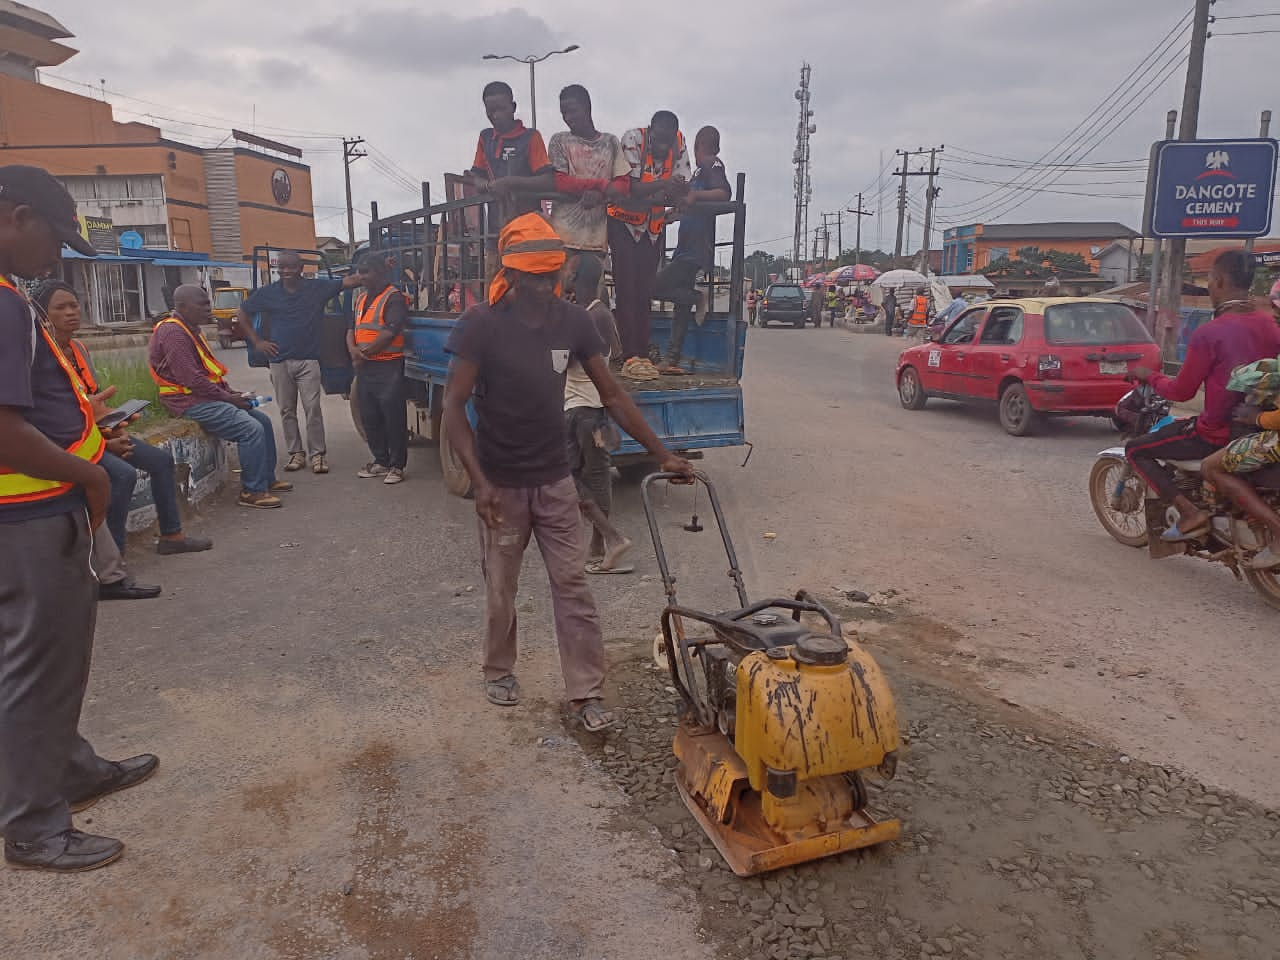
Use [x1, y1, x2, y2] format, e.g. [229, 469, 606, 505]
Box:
[565, 300, 608, 411]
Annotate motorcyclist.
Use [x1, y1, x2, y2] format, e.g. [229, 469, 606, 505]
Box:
[1125, 250, 1280, 541]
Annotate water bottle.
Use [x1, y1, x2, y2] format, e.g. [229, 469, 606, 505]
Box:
[248, 395, 273, 408]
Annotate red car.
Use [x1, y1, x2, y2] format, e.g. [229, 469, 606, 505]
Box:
[895, 297, 1161, 435]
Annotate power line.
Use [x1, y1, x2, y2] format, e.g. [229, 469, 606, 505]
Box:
[933, 7, 1192, 223]
[936, 31, 1191, 224]
[1211, 28, 1280, 34]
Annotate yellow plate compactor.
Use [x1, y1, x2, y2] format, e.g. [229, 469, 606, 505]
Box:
[641, 472, 901, 877]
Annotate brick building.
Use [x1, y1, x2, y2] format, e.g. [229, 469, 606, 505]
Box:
[941, 221, 1139, 275]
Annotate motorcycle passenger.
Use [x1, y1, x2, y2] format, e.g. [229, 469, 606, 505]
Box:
[1200, 405, 1280, 570]
[1126, 250, 1280, 541]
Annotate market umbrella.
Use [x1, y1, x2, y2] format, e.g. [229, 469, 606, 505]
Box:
[802, 274, 827, 287]
[872, 268, 928, 289]
[830, 264, 880, 284]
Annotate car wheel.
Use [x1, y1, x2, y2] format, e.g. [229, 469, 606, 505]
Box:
[999, 382, 1038, 436]
[898, 367, 927, 410]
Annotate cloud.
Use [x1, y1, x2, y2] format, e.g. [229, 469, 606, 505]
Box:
[303, 7, 561, 74]
[255, 57, 318, 90]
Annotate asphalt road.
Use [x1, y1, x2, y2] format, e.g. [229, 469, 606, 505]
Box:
[2, 323, 1276, 959]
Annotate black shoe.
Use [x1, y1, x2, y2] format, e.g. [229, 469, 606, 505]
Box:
[156, 536, 213, 555]
[5, 830, 124, 873]
[69, 754, 159, 813]
[99, 579, 162, 600]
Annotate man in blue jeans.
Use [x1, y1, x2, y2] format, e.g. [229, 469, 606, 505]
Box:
[149, 285, 292, 509]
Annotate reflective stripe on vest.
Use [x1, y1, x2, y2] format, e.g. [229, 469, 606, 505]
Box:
[909, 296, 929, 325]
[353, 286, 406, 361]
[607, 129, 684, 237]
[149, 317, 228, 395]
[0, 276, 106, 504]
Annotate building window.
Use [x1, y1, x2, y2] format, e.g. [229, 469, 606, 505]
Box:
[170, 218, 193, 251]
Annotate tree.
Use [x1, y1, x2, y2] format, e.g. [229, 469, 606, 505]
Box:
[983, 245, 1096, 281]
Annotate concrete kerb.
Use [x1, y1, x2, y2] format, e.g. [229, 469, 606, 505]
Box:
[122, 418, 230, 534]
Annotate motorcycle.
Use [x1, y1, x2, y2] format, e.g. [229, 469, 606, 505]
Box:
[1089, 383, 1280, 610]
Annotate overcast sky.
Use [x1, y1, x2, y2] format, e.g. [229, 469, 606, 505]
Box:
[42, 0, 1277, 258]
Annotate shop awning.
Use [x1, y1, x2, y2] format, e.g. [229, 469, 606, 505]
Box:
[61, 246, 247, 269]
[145, 257, 248, 269]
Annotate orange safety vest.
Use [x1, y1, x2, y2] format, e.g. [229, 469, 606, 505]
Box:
[607, 129, 685, 238]
[148, 316, 228, 396]
[0, 276, 106, 505]
[67, 339, 98, 393]
[909, 295, 929, 326]
[353, 286, 406, 361]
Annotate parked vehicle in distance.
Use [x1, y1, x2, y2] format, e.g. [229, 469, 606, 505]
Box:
[895, 297, 1160, 436]
[757, 282, 809, 327]
[212, 286, 248, 348]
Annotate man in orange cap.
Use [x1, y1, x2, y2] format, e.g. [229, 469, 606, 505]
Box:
[444, 213, 693, 732]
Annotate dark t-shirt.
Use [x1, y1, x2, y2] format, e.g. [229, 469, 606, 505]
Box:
[241, 277, 344, 362]
[445, 297, 605, 488]
[673, 157, 732, 271]
[0, 285, 88, 522]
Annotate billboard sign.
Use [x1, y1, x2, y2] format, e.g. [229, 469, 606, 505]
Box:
[1142, 138, 1278, 239]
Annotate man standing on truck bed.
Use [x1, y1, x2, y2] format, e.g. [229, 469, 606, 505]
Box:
[470, 81, 555, 231]
[546, 85, 630, 290]
[239, 250, 362, 476]
[653, 125, 731, 374]
[347, 252, 410, 485]
[609, 111, 691, 378]
[443, 213, 693, 732]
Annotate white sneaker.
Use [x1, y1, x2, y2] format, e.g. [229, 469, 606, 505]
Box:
[383, 467, 405, 485]
[357, 463, 389, 479]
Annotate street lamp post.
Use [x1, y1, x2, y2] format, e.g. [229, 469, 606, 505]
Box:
[481, 45, 580, 131]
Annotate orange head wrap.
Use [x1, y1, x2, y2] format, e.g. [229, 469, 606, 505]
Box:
[488, 213, 567, 305]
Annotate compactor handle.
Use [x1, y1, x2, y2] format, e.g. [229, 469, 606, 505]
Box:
[641, 470, 749, 610]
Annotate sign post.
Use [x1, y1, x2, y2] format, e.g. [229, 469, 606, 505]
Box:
[1143, 138, 1278, 240]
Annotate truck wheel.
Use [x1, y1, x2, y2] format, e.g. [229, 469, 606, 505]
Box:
[999, 382, 1038, 436]
[897, 367, 927, 410]
[437, 414, 473, 498]
[348, 378, 367, 443]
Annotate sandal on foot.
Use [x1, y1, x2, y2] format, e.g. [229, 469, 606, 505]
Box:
[485, 675, 521, 706]
[1160, 520, 1209, 542]
[566, 698, 616, 732]
[586, 559, 635, 575]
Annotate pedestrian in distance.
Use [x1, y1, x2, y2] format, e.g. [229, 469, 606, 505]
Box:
[348, 251, 410, 484]
[35, 280, 211, 601]
[238, 250, 363, 476]
[149, 284, 293, 509]
[608, 110, 691, 376]
[808, 282, 825, 328]
[547, 84, 631, 300]
[0, 164, 158, 873]
[882, 287, 898, 337]
[564, 253, 633, 573]
[653, 125, 732, 374]
[443, 213, 694, 732]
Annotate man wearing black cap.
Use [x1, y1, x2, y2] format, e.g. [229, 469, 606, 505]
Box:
[0, 165, 158, 872]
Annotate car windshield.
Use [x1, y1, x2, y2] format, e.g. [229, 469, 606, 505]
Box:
[769, 286, 802, 299]
[213, 289, 245, 310]
[1043, 302, 1153, 346]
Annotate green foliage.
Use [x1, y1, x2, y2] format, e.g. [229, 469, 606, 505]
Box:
[984, 246, 1095, 280]
[92, 351, 168, 423]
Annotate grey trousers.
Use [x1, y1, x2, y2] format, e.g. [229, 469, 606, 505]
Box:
[269, 359, 326, 457]
[0, 511, 113, 843]
[477, 477, 607, 701]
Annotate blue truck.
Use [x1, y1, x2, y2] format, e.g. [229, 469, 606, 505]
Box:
[359, 177, 749, 494]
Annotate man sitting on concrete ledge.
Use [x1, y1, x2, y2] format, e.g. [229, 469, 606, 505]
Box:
[148, 285, 293, 509]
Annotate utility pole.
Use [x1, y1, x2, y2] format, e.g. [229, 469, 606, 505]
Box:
[1245, 110, 1273, 254]
[342, 136, 367, 258]
[1146, 110, 1178, 334]
[848, 194, 873, 265]
[893, 148, 938, 262]
[1159, 0, 1211, 359]
[920, 147, 943, 275]
[792, 64, 815, 273]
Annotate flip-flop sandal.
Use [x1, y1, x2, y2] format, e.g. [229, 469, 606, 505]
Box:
[659, 365, 689, 375]
[566, 699, 616, 732]
[485, 674, 521, 706]
[586, 559, 635, 575]
[1160, 521, 1210, 543]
